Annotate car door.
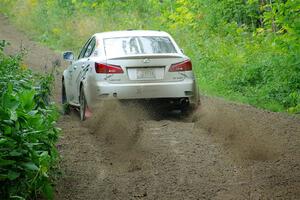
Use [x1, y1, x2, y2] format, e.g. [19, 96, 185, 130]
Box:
[67, 38, 91, 104]
[72, 37, 96, 104]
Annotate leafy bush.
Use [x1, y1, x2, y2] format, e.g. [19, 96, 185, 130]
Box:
[0, 0, 299, 113]
[0, 41, 60, 200]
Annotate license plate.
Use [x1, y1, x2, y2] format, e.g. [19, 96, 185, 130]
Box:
[136, 68, 155, 79]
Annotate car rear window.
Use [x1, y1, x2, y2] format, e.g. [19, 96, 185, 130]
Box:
[104, 36, 177, 57]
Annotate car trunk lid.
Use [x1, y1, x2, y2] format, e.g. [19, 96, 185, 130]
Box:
[105, 54, 187, 83]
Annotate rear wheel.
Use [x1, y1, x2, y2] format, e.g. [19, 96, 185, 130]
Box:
[193, 79, 201, 108]
[62, 81, 70, 115]
[79, 87, 87, 121]
[191, 90, 201, 111]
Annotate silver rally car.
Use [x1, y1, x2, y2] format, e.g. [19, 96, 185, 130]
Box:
[62, 30, 199, 120]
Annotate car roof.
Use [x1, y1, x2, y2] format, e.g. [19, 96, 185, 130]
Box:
[94, 30, 171, 39]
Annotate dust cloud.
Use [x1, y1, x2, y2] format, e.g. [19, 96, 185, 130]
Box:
[193, 98, 284, 162]
[82, 100, 149, 150]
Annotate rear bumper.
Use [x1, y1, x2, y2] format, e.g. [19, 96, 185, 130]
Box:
[94, 79, 195, 100]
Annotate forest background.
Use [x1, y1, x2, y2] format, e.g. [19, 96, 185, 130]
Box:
[1, 0, 299, 113]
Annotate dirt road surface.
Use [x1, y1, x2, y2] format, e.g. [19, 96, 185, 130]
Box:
[1, 14, 299, 200]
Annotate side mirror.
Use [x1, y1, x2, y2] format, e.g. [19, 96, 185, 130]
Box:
[180, 48, 184, 54]
[63, 51, 74, 62]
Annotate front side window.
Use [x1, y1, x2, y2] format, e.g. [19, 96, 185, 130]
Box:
[104, 36, 177, 57]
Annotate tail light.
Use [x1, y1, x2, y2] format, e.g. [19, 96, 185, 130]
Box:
[169, 60, 192, 72]
[95, 63, 124, 74]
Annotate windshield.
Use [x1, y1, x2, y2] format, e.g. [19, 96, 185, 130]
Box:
[104, 36, 177, 57]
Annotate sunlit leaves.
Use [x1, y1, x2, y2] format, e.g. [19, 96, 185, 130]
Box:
[1, 0, 298, 113]
[0, 43, 60, 199]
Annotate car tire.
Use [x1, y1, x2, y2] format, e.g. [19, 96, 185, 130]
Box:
[79, 86, 87, 121]
[193, 79, 201, 109]
[180, 104, 190, 115]
[191, 91, 201, 111]
[62, 81, 70, 115]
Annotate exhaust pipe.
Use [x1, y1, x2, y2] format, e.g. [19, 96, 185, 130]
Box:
[179, 98, 189, 106]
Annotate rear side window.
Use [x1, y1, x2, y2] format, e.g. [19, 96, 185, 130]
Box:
[104, 36, 177, 57]
[78, 38, 91, 59]
[84, 38, 96, 58]
[78, 37, 96, 59]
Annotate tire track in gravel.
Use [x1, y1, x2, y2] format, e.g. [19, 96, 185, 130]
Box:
[1, 14, 299, 200]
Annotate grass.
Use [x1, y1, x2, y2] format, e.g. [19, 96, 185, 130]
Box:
[0, 0, 299, 114]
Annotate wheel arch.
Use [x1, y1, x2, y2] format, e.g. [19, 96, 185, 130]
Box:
[78, 81, 85, 102]
[61, 75, 68, 104]
[79, 81, 84, 92]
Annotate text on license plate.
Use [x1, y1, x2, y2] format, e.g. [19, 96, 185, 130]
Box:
[137, 68, 155, 79]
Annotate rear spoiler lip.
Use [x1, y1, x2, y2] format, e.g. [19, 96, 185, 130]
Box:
[106, 53, 185, 60]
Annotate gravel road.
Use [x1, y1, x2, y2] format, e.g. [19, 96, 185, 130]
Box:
[1, 14, 299, 200]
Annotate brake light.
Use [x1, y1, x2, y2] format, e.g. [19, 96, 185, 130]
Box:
[95, 63, 124, 74]
[169, 60, 192, 72]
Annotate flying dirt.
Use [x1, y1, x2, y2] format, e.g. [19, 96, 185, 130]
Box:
[0, 14, 299, 200]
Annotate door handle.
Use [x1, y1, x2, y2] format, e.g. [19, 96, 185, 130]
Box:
[73, 66, 77, 70]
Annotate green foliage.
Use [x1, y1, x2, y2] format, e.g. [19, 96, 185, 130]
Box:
[0, 42, 60, 199]
[0, 0, 299, 113]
